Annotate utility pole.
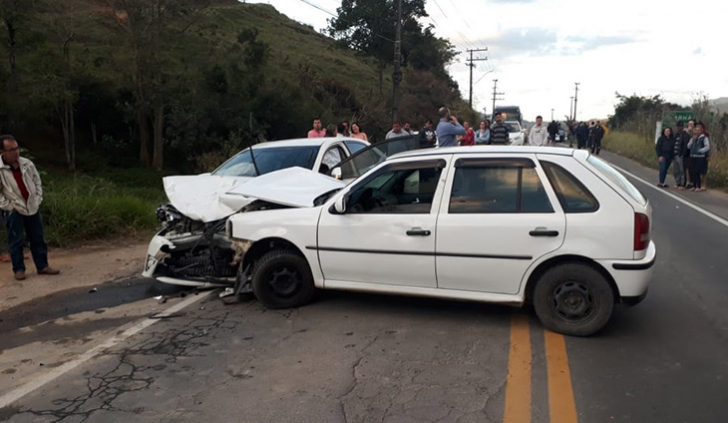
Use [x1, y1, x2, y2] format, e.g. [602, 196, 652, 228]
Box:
[391, 0, 403, 123]
[551, 109, 554, 121]
[573, 82, 580, 121]
[570, 97, 574, 121]
[466, 47, 488, 109]
[491, 79, 504, 119]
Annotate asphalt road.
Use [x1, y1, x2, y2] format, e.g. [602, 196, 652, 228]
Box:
[1, 151, 727, 423]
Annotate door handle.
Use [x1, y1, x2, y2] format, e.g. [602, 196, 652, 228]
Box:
[406, 228, 431, 236]
[529, 229, 559, 237]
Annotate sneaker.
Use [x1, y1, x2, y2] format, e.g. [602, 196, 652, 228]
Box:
[38, 267, 60, 275]
[15, 271, 26, 280]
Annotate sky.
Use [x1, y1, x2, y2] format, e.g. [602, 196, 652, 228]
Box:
[250, 0, 728, 121]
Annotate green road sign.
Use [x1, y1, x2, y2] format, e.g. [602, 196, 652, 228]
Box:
[662, 110, 714, 128]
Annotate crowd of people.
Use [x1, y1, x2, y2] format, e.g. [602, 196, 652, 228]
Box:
[655, 119, 711, 191]
[305, 106, 520, 148]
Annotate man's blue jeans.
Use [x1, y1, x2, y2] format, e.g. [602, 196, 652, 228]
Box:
[658, 157, 673, 184]
[4, 211, 49, 273]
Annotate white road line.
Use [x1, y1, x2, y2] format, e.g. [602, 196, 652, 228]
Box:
[0, 290, 213, 409]
[608, 162, 728, 229]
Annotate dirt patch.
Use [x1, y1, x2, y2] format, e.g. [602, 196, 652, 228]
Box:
[0, 239, 151, 313]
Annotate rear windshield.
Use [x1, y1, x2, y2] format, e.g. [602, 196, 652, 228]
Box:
[587, 156, 646, 206]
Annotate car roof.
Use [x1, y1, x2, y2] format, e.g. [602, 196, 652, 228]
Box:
[389, 146, 580, 160]
[248, 137, 368, 149]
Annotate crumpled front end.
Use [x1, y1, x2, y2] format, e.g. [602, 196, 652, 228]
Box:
[142, 204, 238, 288]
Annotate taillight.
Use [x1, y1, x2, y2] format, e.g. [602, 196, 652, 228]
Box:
[634, 213, 650, 251]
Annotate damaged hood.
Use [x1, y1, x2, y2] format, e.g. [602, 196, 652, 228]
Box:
[163, 168, 345, 222]
[226, 167, 345, 208]
[163, 175, 255, 223]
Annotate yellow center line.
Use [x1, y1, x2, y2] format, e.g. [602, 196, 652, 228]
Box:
[504, 313, 531, 423]
[544, 329, 578, 423]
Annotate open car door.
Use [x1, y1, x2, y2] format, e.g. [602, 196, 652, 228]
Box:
[329, 135, 433, 183]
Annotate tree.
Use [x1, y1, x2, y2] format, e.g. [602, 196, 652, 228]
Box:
[0, 0, 32, 89]
[327, 0, 428, 92]
[102, 0, 211, 170]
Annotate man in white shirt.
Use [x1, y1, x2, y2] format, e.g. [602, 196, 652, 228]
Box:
[529, 115, 549, 147]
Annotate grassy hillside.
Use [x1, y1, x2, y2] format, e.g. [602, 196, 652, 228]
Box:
[0, 1, 475, 247]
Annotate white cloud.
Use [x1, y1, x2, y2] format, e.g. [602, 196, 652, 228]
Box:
[249, 0, 728, 121]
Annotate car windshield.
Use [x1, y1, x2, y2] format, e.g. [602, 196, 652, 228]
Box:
[587, 155, 647, 205]
[331, 135, 426, 181]
[213, 145, 320, 177]
[506, 122, 522, 133]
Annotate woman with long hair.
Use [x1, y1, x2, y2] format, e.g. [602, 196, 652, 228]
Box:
[655, 126, 675, 188]
[475, 120, 491, 144]
[349, 123, 368, 141]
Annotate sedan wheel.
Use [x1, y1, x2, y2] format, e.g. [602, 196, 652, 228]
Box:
[252, 249, 315, 309]
[533, 263, 614, 337]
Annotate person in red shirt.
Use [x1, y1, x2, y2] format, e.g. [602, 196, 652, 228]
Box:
[0, 135, 60, 280]
[460, 121, 475, 146]
[307, 118, 326, 138]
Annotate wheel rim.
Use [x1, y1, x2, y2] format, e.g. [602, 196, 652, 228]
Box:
[267, 266, 301, 298]
[552, 281, 595, 321]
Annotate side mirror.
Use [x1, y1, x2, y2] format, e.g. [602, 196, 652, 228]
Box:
[330, 167, 342, 180]
[333, 195, 347, 214]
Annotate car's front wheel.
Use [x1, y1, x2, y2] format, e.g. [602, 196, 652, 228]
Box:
[252, 249, 315, 309]
[533, 263, 615, 336]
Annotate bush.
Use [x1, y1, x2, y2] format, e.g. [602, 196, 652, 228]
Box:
[603, 130, 728, 190]
[0, 171, 165, 250]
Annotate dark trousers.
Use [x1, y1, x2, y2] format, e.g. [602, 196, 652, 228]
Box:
[591, 138, 602, 155]
[658, 157, 672, 184]
[690, 157, 708, 189]
[4, 211, 49, 273]
[683, 157, 692, 185]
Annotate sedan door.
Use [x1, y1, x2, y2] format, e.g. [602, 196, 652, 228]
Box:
[435, 155, 565, 294]
[317, 157, 450, 288]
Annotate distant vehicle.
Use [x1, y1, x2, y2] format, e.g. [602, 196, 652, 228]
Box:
[494, 106, 523, 125]
[506, 121, 525, 145]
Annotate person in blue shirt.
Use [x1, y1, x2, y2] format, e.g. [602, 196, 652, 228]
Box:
[436, 106, 466, 147]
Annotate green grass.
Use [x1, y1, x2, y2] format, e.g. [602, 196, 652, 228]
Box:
[0, 169, 165, 250]
[603, 130, 728, 190]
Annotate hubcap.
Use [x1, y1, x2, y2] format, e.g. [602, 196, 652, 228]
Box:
[553, 281, 594, 320]
[268, 267, 301, 298]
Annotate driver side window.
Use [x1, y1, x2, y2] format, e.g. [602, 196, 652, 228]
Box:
[346, 161, 444, 214]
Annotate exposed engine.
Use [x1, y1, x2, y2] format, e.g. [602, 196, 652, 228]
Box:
[152, 201, 289, 284]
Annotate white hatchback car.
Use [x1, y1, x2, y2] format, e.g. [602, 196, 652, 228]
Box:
[226, 146, 656, 336]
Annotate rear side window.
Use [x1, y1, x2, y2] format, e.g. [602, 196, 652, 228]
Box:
[587, 156, 646, 206]
[449, 159, 553, 214]
[541, 161, 599, 213]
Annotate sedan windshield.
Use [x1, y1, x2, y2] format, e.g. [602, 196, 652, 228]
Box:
[213, 146, 320, 177]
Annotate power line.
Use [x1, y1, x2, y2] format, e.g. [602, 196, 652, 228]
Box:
[431, 0, 449, 19]
[466, 47, 488, 109]
[297, 0, 395, 43]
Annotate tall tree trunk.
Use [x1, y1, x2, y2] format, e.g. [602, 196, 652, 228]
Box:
[152, 103, 164, 171]
[69, 103, 76, 171]
[5, 18, 18, 89]
[138, 111, 151, 166]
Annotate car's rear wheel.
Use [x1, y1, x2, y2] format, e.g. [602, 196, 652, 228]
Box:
[533, 263, 614, 336]
[252, 249, 315, 309]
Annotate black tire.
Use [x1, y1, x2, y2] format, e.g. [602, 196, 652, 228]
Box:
[533, 263, 615, 337]
[252, 249, 315, 309]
